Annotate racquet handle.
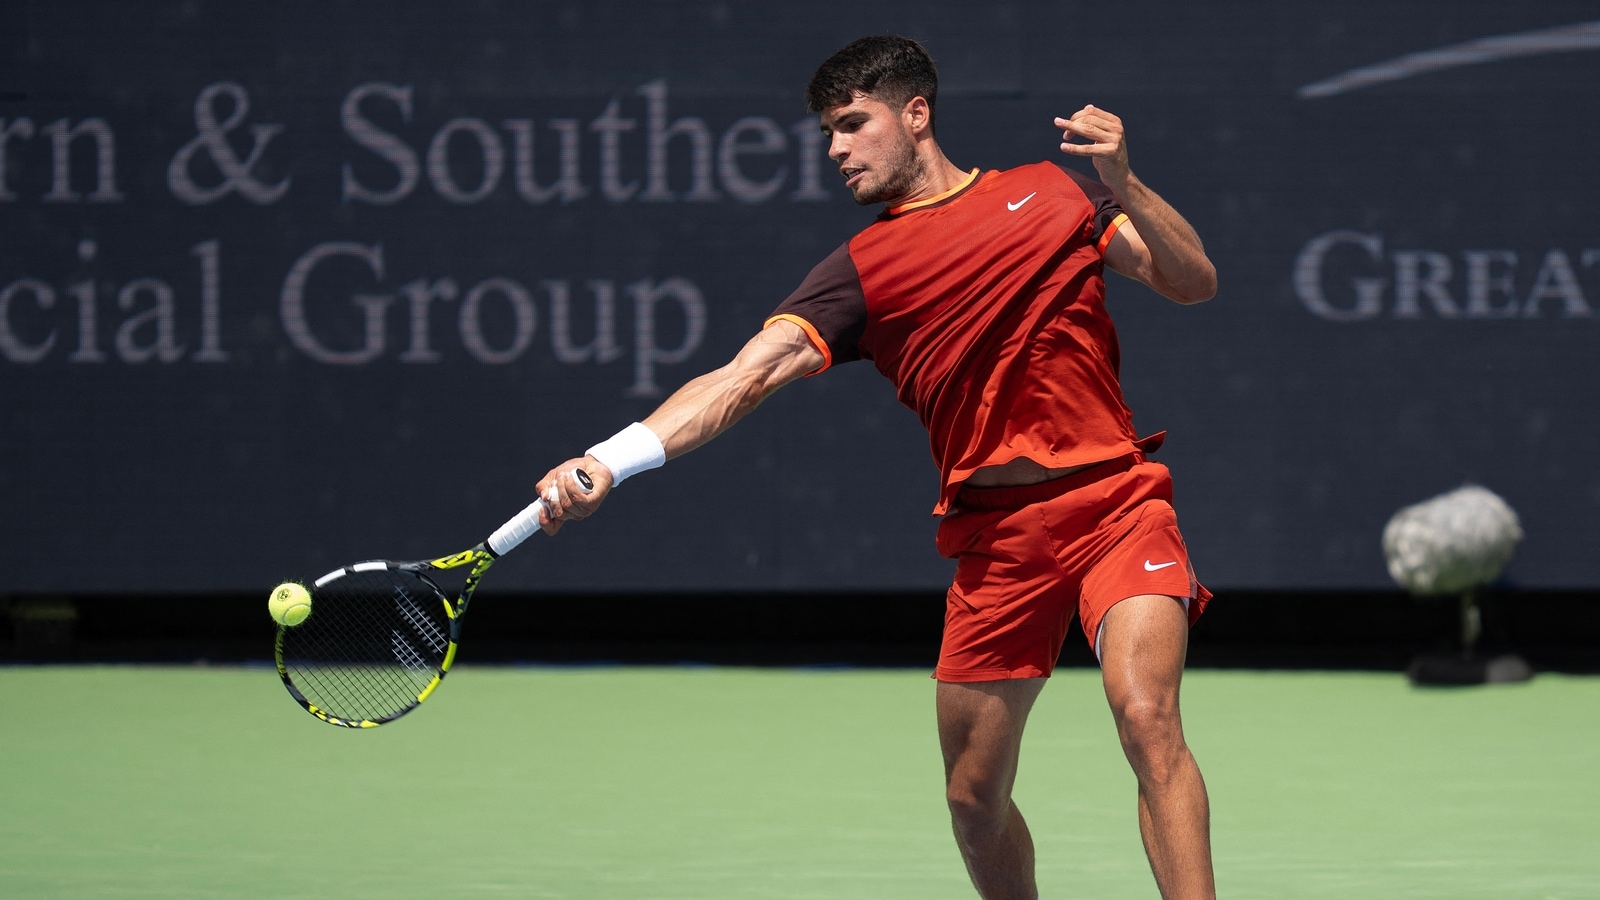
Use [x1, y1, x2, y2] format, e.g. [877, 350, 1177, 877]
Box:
[486, 498, 550, 556]
[486, 468, 594, 556]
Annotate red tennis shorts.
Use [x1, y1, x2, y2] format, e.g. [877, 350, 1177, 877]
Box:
[933, 455, 1210, 682]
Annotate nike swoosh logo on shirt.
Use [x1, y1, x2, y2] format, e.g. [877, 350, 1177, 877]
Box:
[1144, 560, 1179, 571]
[1007, 192, 1037, 211]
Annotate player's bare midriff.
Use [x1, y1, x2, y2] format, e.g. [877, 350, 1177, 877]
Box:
[965, 457, 1101, 488]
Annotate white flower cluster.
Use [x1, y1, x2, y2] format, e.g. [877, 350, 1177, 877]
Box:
[1382, 485, 1523, 595]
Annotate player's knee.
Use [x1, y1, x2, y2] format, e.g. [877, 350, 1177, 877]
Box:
[945, 770, 1011, 832]
[1114, 697, 1185, 779]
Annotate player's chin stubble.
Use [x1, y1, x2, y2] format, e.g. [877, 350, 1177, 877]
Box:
[852, 138, 923, 206]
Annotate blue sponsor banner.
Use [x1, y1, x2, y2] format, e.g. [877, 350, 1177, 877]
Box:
[2, 2, 1597, 591]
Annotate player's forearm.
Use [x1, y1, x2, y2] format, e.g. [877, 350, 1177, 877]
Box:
[638, 322, 819, 460]
[640, 363, 771, 460]
[1109, 172, 1216, 304]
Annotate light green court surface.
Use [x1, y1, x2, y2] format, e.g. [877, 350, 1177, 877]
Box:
[1, 667, 1596, 899]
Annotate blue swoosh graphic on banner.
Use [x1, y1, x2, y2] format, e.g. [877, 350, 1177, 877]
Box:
[1299, 20, 1600, 98]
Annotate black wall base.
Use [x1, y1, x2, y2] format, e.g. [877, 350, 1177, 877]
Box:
[1407, 652, 1535, 685]
[3, 591, 1597, 672]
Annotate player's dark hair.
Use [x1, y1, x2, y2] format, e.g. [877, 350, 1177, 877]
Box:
[806, 35, 939, 131]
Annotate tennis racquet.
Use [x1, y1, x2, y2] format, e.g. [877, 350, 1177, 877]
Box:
[274, 469, 593, 728]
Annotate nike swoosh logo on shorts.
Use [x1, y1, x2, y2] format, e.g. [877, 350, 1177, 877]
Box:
[1007, 192, 1037, 211]
[1144, 560, 1179, 571]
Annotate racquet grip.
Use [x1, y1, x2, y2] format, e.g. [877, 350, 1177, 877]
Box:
[486, 498, 550, 556]
[485, 468, 594, 556]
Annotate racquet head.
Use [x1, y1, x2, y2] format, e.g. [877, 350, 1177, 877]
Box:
[274, 481, 577, 727]
[274, 553, 486, 727]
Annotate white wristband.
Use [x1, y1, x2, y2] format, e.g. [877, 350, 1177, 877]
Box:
[586, 422, 666, 486]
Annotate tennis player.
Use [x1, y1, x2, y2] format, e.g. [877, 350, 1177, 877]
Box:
[537, 35, 1217, 900]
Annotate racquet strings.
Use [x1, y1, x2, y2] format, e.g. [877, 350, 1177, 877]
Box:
[279, 567, 453, 722]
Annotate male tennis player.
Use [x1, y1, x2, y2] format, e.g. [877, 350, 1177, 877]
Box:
[536, 35, 1217, 900]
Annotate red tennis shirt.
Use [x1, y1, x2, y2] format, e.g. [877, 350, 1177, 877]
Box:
[767, 161, 1157, 515]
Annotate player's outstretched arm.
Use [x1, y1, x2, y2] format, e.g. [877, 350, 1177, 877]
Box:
[534, 319, 825, 533]
[1055, 105, 1217, 305]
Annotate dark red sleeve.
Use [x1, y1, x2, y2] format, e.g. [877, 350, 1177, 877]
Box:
[765, 242, 866, 373]
[1055, 164, 1129, 254]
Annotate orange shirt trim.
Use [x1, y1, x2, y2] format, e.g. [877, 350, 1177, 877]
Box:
[1097, 212, 1130, 255]
[885, 168, 981, 216]
[764, 313, 833, 375]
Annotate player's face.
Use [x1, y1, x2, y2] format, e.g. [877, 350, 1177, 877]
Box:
[820, 93, 923, 206]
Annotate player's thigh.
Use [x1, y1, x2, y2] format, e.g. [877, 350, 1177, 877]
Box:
[1098, 594, 1190, 730]
[936, 678, 1047, 781]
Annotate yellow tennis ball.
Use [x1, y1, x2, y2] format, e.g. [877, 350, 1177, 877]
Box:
[268, 582, 312, 627]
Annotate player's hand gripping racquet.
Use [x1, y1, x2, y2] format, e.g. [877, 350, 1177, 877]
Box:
[274, 469, 593, 728]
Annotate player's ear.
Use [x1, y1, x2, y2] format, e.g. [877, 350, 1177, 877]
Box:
[903, 96, 932, 136]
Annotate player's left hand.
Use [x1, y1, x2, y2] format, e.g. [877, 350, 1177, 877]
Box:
[534, 457, 611, 535]
[1055, 105, 1130, 184]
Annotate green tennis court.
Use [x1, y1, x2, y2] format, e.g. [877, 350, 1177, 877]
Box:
[2, 666, 1596, 898]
